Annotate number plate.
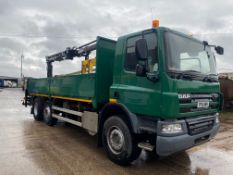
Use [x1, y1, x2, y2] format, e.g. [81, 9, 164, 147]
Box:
[197, 101, 209, 108]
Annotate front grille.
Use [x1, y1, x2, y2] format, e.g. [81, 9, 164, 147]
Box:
[179, 93, 219, 113]
[179, 93, 217, 103]
[186, 116, 215, 135]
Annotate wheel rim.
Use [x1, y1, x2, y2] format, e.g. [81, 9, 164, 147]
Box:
[33, 102, 38, 116]
[43, 105, 51, 122]
[107, 126, 125, 155]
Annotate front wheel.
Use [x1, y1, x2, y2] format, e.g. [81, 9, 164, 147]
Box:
[43, 102, 57, 126]
[102, 116, 141, 165]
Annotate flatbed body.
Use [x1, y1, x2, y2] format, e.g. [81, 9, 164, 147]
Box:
[27, 37, 116, 109]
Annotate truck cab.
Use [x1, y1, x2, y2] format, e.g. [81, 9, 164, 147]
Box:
[108, 26, 222, 156]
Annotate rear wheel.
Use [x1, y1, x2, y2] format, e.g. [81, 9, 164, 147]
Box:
[32, 98, 44, 121]
[102, 116, 141, 165]
[43, 102, 57, 126]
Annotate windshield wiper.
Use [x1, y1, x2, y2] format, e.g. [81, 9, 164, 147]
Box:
[206, 73, 218, 76]
[203, 74, 218, 82]
[182, 70, 201, 74]
[176, 70, 202, 80]
[176, 72, 193, 80]
[168, 70, 203, 80]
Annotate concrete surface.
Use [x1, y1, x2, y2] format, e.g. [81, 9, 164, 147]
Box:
[0, 88, 233, 175]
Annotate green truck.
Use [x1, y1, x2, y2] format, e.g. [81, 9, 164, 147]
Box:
[23, 21, 224, 165]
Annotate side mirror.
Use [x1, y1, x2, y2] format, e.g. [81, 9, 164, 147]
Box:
[215, 46, 224, 55]
[135, 39, 148, 60]
[136, 64, 146, 76]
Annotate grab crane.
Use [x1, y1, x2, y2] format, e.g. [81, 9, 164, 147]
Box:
[46, 40, 96, 77]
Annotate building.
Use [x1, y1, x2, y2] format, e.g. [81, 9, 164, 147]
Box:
[0, 76, 19, 87]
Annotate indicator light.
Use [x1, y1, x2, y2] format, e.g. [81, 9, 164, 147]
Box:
[152, 19, 160, 28]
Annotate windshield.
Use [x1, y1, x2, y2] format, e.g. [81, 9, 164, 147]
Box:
[165, 32, 217, 75]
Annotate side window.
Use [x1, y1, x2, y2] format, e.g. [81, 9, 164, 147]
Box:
[144, 33, 158, 72]
[124, 35, 142, 71]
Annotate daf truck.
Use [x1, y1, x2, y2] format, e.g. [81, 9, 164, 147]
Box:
[23, 20, 224, 165]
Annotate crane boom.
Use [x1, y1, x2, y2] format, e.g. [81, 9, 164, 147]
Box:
[46, 40, 96, 77]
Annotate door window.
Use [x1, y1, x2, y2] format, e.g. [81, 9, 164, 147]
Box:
[124, 32, 158, 72]
[143, 32, 158, 72]
[124, 35, 142, 71]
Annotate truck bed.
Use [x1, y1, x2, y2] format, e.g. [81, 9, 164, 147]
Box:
[27, 37, 116, 109]
[27, 74, 95, 100]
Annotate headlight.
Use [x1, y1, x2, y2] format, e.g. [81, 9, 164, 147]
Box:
[161, 123, 183, 134]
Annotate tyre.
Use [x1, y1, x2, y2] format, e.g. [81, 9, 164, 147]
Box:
[32, 98, 44, 121]
[102, 116, 141, 165]
[43, 102, 57, 126]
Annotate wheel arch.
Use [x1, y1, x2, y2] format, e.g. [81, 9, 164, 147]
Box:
[97, 103, 139, 146]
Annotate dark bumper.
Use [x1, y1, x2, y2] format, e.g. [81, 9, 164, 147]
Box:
[156, 122, 219, 156]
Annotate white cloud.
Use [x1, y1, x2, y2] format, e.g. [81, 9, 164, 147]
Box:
[0, 0, 232, 78]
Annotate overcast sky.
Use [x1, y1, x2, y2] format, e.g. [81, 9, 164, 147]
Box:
[0, 0, 232, 78]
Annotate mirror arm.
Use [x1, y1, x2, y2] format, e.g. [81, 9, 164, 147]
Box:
[203, 41, 224, 55]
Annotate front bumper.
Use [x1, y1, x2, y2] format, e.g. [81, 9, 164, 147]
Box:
[156, 115, 220, 156]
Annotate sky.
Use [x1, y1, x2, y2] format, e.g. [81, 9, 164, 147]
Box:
[0, 0, 232, 78]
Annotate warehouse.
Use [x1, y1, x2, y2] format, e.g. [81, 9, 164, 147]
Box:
[0, 76, 19, 88]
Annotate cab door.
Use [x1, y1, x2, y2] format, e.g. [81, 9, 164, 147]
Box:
[116, 30, 162, 117]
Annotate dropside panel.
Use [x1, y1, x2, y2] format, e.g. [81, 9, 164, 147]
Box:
[27, 78, 50, 95]
[50, 74, 95, 100]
